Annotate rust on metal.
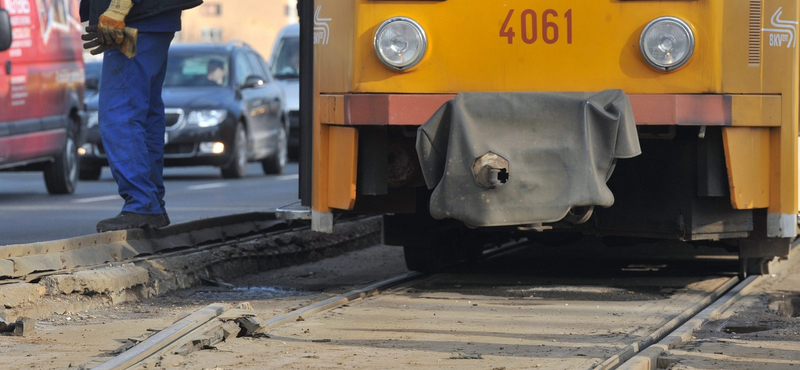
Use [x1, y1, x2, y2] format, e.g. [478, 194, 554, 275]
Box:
[332, 93, 780, 127]
[472, 152, 509, 190]
[343, 94, 456, 125]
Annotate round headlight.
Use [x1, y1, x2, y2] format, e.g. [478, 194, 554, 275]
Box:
[639, 17, 694, 71]
[374, 17, 427, 70]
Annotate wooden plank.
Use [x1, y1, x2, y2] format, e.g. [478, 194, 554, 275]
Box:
[92, 303, 231, 370]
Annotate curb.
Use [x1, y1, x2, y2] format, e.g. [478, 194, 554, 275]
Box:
[0, 216, 381, 324]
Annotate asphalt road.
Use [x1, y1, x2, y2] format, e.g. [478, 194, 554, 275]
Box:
[0, 162, 300, 246]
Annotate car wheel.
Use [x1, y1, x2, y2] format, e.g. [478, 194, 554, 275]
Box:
[221, 123, 248, 179]
[261, 126, 287, 175]
[44, 122, 79, 194]
[79, 165, 102, 181]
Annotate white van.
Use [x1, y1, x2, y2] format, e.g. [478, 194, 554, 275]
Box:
[269, 23, 298, 157]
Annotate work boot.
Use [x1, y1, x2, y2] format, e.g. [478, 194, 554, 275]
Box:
[96, 212, 170, 232]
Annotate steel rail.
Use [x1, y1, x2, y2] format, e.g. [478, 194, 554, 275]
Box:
[596, 239, 799, 370]
[95, 236, 796, 370]
[0, 212, 289, 282]
[590, 276, 740, 370]
[614, 275, 760, 370]
[94, 271, 426, 370]
[1, 213, 378, 285]
[94, 238, 530, 369]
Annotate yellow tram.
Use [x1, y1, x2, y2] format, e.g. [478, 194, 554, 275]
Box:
[287, 0, 800, 274]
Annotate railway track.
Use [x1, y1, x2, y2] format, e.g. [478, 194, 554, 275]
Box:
[90, 240, 796, 370]
[0, 213, 381, 326]
[1, 216, 796, 370]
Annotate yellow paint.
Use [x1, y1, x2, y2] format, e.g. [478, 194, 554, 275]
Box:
[318, 95, 346, 125]
[326, 126, 359, 210]
[311, 0, 799, 219]
[723, 128, 770, 209]
[317, 0, 726, 94]
[731, 96, 781, 127]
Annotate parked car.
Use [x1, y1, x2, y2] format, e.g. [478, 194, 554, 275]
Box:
[0, 0, 86, 194]
[270, 23, 299, 158]
[79, 41, 288, 179]
[84, 60, 101, 100]
[79, 60, 102, 180]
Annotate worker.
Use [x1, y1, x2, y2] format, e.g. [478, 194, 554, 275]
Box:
[80, 0, 202, 232]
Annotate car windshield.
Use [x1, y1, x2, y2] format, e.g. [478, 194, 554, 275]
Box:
[164, 53, 230, 87]
[271, 37, 299, 79]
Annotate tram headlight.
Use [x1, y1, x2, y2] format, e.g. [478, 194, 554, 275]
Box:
[639, 17, 694, 71]
[374, 17, 427, 70]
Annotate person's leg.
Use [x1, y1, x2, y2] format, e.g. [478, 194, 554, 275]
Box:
[142, 32, 175, 214]
[97, 32, 173, 231]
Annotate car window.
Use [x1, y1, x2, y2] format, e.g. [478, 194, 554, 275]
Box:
[84, 61, 103, 90]
[85, 62, 102, 82]
[271, 36, 299, 79]
[164, 53, 230, 87]
[233, 53, 256, 86]
[246, 52, 272, 83]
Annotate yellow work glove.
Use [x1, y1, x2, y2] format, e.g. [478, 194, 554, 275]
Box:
[83, 25, 138, 58]
[98, 0, 134, 45]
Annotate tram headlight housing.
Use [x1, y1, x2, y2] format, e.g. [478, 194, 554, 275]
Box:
[639, 17, 694, 72]
[374, 17, 427, 71]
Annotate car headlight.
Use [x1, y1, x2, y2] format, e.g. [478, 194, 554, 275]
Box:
[639, 17, 694, 71]
[87, 111, 98, 128]
[374, 17, 427, 70]
[187, 109, 228, 127]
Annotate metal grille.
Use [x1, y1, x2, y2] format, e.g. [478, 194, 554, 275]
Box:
[749, 0, 762, 65]
[164, 108, 185, 130]
[165, 113, 181, 127]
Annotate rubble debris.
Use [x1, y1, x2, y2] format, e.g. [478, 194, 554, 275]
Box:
[0, 317, 36, 336]
[218, 309, 257, 321]
[200, 278, 235, 289]
[236, 302, 254, 311]
[235, 316, 264, 336]
[449, 352, 483, 360]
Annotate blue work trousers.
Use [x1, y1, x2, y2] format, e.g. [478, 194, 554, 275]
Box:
[99, 32, 174, 215]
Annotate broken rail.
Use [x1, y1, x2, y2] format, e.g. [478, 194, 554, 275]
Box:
[0, 213, 382, 326]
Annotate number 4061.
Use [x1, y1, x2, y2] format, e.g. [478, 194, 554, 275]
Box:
[500, 9, 573, 45]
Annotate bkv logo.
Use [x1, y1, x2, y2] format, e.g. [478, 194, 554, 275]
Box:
[314, 6, 331, 45]
[763, 7, 797, 48]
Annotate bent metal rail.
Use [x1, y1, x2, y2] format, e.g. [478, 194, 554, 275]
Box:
[95, 241, 797, 370]
[0, 212, 289, 284]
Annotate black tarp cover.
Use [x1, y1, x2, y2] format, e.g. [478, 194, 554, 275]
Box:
[416, 90, 641, 227]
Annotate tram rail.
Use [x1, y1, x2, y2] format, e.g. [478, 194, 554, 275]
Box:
[92, 240, 797, 370]
[0, 214, 381, 324]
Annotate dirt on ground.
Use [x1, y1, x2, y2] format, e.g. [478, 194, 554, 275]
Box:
[0, 241, 797, 370]
[669, 257, 800, 370]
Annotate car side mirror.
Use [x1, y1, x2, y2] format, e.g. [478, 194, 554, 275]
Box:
[85, 77, 99, 91]
[242, 75, 265, 89]
[0, 9, 12, 52]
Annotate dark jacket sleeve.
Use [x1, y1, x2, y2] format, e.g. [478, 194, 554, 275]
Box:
[80, 0, 90, 22]
[86, 0, 202, 25]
